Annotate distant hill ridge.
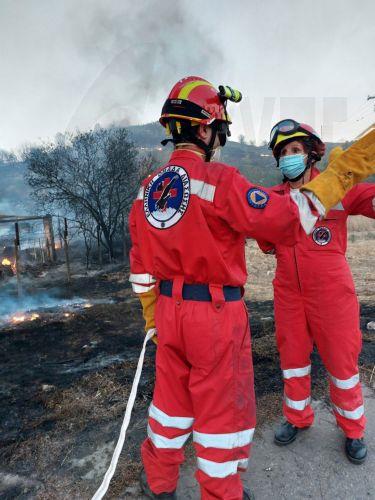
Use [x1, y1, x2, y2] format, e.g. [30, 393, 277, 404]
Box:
[0, 123, 372, 218]
[127, 122, 358, 186]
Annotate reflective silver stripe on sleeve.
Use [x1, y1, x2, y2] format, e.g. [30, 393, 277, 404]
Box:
[329, 373, 360, 390]
[149, 403, 194, 429]
[147, 425, 190, 449]
[283, 365, 311, 379]
[284, 395, 311, 411]
[136, 187, 144, 200]
[131, 283, 155, 294]
[190, 179, 216, 202]
[197, 457, 243, 478]
[332, 404, 364, 420]
[290, 189, 318, 234]
[129, 273, 156, 285]
[193, 428, 255, 449]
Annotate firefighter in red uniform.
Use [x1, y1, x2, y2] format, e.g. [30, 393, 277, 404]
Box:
[129, 78, 375, 499]
[257, 119, 375, 464]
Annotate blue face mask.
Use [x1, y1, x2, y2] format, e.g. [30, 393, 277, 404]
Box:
[279, 154, 307, 180]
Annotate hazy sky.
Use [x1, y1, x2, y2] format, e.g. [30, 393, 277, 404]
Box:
[0, 0, 374, 150]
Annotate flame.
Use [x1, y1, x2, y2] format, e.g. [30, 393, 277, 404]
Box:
[64, 312, 71, 318]
[1, 258, 16, 273]
[10, 312, 40, 324]
[12, 315, 26, 324]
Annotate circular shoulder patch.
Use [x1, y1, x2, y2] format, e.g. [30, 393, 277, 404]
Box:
[247, 188, 269, 209]
[312, 226, 332, 246]
[143, 165, 190, 229]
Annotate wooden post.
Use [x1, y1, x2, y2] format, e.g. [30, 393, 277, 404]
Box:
[63, 218, 71, 283]
[58, 217, 63, 252]
[97, 225, 102, 268]
[43, 215, 57, 262]
[14, 222, 22, 297]
[33, 241, 37, 262]
[39, 238, 45, 264]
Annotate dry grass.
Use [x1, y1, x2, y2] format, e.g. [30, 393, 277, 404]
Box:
[244, 217, 375, 304]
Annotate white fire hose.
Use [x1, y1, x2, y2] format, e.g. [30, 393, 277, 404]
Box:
[91, 328, 155, 500]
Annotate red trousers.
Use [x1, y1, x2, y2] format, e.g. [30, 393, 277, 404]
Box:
[141, 281, 256, 500]
[274, 278, 366, 439]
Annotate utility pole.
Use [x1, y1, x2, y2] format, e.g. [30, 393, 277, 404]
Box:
[63, 218, 71, 283]
[14, 222, 22, 297]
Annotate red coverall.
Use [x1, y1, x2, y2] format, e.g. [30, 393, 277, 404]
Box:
[258, 168, 375, 439]
[129, 149, 318, 499]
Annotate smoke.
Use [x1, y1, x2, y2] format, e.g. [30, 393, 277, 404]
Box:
[0, 279, 83, 319]
[65, 0, 224, 131]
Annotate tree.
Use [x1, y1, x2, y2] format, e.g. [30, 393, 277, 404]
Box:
[0, 149, 17, 164]
[24, 126, 153, 259]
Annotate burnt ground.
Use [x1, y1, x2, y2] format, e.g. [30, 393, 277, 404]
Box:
[0, 255, 374, 499]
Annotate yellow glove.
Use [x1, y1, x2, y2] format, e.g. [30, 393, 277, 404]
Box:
[301, 130, 375, 213]
[138, 289, 158, 344]
[328, 146, 344, 163]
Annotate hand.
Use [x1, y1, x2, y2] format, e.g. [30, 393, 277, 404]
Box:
[328, 146, 344, 163]
[147, 328, 158, 345]
[301, 130, 375, 213]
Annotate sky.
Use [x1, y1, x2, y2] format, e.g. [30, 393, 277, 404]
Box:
[0, 0, 374, 151]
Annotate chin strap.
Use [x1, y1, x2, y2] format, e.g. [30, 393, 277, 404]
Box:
[161, 120, 220, 162]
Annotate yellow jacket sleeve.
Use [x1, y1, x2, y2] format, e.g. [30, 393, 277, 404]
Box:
[301, 130, 375, 213]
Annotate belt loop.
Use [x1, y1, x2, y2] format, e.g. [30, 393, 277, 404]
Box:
[172, 276, 184, 307]
[209, 283, 225, 312]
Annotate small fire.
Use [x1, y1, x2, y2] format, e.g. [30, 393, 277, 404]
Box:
[10, 312, 40, 324]
[1, 258, 16, 273]
[12, 315, 26, 324]
[83, 303, 93, 309]
[64, 312, 71, 318]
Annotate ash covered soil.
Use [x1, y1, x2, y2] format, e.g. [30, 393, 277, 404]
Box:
[0, 232, 374, 499]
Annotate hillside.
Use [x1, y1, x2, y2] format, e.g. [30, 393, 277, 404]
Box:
[1, 123, 373, 221]
[128, 122, 370, 186]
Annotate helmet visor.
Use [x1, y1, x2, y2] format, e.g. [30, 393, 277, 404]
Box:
[269, 119, 321, 150]
[269, 119, 299, 149]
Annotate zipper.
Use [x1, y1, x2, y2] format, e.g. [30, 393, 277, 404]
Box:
[293, 246, 302, 292]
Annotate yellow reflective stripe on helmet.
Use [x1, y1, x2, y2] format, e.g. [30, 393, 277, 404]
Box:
[178, 80, 213, 100]
[274, 131, 309, 148]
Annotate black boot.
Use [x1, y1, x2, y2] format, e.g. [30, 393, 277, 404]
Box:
[243, 487, 255, 499]
[345, 438, 367, 464]
[274, 420, 299, 446]
[140, 470, 177, 499]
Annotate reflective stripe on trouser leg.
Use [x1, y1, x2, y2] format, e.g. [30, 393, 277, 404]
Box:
[282, 365, 314, 428]
[194, 428, 254, 479]
[328, 372, 366, 438]
[141, 294, 195, 496]
[188, 299, 256, 500]
[146, 403, 194, 449]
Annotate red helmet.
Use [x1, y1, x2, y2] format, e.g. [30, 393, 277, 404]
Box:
[160, 76, 231, 127]
[270, 119, 326, 160]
